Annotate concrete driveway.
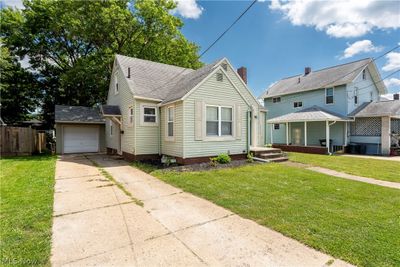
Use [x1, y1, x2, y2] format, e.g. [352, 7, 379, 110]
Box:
[51, 154, 351, 267]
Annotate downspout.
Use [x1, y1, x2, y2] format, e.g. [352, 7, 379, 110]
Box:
[247, 110, 251, 152]
[264, 112, 267, 145]
[158, 107, 161, 156]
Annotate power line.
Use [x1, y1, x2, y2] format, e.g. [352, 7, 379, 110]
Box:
[143, 0, 258, 97]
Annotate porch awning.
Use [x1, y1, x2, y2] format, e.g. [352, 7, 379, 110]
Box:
[348, 100, 400, 118]
[267, 105, 352, 123]
[101, 105, 121, 117]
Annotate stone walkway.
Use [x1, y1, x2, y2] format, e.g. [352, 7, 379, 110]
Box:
[51, 154, 352, 267]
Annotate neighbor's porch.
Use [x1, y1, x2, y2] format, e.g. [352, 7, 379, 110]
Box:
[266, 106, 353, 154]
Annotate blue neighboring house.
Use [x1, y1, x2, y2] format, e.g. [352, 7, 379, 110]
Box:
[260, 58, 400, 156]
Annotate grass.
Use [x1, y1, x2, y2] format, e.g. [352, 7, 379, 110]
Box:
[289, 152, 400, 183]
[86, 156, 143, 206]
[130, 161, 160, 174]
[154, 164, 400, 267]
[0, 155, 56, 266]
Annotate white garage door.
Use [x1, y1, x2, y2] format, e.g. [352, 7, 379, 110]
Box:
[63, 126, 99, 153]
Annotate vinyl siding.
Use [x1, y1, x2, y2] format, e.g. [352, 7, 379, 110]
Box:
[105, 63, 135, 153]
[264, 85, 347, 143]
[183, 71, 250, 158]
[346, 68, 380, 114]
[134, 99, 160, 155]
[160, 102, 184, 157]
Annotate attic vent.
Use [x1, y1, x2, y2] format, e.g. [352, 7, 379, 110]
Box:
[222, 63, 228, 71]
[216, 72, 223, 82]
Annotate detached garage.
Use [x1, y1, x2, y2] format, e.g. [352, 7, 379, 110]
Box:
[55, 105, 106, 154]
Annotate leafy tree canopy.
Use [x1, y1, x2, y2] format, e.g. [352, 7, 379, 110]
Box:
[0, 0, 202, 125]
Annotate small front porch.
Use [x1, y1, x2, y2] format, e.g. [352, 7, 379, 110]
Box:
[267, 106, 352, 154]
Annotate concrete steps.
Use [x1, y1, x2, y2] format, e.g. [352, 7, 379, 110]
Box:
[250, 147, 288, 162]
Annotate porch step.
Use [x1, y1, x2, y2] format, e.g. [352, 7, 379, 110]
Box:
[259, 153, 284, 159]
[268, 157, 288, 163]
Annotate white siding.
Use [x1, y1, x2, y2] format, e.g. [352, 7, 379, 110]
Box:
[347, 67, 380, 114]
[106, 63, 135, 153]
[183, 71, 250, 158]
[135, 99, 160, 155]
[160, 102, 184, 157]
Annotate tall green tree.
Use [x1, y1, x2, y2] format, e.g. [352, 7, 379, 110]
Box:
[0, 44, 42, 124]
[0, 0, 202, 125]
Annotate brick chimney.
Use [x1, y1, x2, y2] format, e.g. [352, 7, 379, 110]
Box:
[394, 93, 399, 100]
[304, 67, 311, 75]
[237, 67, 247, 84]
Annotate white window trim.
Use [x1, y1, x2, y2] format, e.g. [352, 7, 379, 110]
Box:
[272, 97, 281, 103]
[140, 104, 158, 126]
[114, 71, 119, 95]
[293, 101, 303, 109]
[205, 104, 234, 140]
[109, 120, 113, 136]
[165, 105, 175, 141]
[354, 88, 359, 106]
[128, 106, 134, 127]
[325, 87, 334, 105]
[362, 69, 366, 80]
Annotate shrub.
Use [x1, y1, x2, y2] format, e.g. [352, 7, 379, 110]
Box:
[209, 157, 218, 167]
[214, 153, 231, 164]
[247, 152, 254, 163]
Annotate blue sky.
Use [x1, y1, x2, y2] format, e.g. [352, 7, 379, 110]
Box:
[177, 0, 400, 96]
[2, 0, 400, 96]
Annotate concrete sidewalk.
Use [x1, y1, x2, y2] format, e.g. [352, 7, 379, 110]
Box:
[51, 154, 352, 267]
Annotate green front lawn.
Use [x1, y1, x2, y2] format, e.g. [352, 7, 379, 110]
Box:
[154, 164, 400, 267]
[289, 152, 400, 183]
[0, 155, 56, 266]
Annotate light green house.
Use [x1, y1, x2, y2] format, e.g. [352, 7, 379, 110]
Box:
[103, 55, 266, 164]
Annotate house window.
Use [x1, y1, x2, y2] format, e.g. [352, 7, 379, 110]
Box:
[109, 120, 113, 136]
[272, 97, 281, 103]
[128, 107, 134, 126]
[325, 88, 334, 104]
[354, 88, 358, 105]
[362, 69, 366, 80]
[216, 72, 223, 82]
[370, 91, 373, 102]
[167, 107, 174, 137]
[143, 107, 156, 123]
[294, 101, 303, 108]
[274, 124, 280, 130]
[114, 72, 119, 95]
[206, 106, 232, 136]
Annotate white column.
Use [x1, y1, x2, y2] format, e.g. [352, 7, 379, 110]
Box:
[270, 124, 273, 144]
[304, 121, 307, 146]
[344, 122, 348, 146]
[286, 122, 289, 145]
[381, 116, 390, 155]
[326, 120, 330, 153]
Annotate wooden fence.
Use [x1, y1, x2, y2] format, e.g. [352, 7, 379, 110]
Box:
[0, 126, 47, 156]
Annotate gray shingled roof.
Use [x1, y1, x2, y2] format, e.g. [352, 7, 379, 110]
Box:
[115, 55, 220, 103]
[101, 105, 121, 116]
[267, 105, 351, 123]
[55, 105, 105, 123]
[348, 100, 400, 117]
[262, 58, 374, 98]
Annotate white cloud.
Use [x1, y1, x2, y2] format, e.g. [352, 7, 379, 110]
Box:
[340, 40, 383, 59]
[269, 0, 400, 38]
[0, 0, 24, 9]
[382, 52, 400, 72]
[174, 0, 203, 19]
[384, 78, 400, 88]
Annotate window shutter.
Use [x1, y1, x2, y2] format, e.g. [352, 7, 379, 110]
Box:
[195, 100, 203, 140]
[235, 104, 242, 140]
